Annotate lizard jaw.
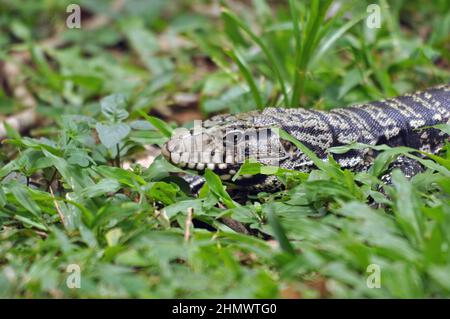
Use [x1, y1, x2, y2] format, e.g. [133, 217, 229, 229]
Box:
[161, 126, 293, 182]
[161, 141, 245, 180]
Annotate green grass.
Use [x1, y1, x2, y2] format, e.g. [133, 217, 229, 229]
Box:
[0, 0, 450, 298]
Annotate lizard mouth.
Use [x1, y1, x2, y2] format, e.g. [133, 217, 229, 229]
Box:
[161, 142, 244, 181]
[161, 126, 294, 181]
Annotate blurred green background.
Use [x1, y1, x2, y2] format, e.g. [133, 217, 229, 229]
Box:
[1, 0, 448, 121]
[0, 0, 449, 298]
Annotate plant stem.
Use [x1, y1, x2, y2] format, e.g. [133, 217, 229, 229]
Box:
[115, 144, 121, 168]
[46, 168, 58, 191]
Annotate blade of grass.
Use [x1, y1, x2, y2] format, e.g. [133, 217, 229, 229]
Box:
[290, 0, 333, 107]
[225, 49, 264, 109]
[288, 0, 302, 108]
[391, 170, 424, 248]
[311, 12, 367, 66]
[221, 7, 289, 106]
[188, 31, 239, 82]
[359, 32, 397, 96]
[138, 110, 173, 138]
[274, 127, 343, 178]
[265, 204, 295, 255]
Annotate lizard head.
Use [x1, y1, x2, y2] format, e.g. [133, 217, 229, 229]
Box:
[161, 112, 297, 190]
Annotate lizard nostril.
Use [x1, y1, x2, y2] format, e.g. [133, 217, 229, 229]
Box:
[167, 140, 178, 152]
[161, 143, 170, 159]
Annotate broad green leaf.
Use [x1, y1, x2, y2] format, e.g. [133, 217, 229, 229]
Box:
[14, 214, 48, 231]
[146, 181, 180, 205]
[43, 150, 94, 192]
[80, 178, 121, 198]
[9, 182, 41, 216]
[163, 199, 204, 219]
[96, 165, 146, 188]
[100, 93, 129, 122]
[95, 123, 131, 148]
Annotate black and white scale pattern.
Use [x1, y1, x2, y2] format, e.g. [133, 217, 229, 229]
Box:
[168, 84, 450, 192]
[207, 84, 449, 167]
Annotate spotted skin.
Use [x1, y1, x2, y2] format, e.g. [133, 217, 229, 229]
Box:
[163, 85, 450, 192]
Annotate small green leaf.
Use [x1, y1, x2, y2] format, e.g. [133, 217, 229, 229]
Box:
[2, 121, 21, 140]
[95, 123, 130, 148]
[204, 169, 237, 208]
[138, 110, 173, 137]
[106, 228, 123, 247]
[80, 178, 121, 198]
[100, 93, 129, 122]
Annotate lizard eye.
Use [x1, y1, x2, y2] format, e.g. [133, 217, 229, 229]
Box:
[280, 139, 297, 157]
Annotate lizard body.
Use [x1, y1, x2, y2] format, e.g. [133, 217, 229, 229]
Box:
[162, 84, 450, 192]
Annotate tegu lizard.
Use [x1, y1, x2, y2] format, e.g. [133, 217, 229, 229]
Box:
[161, 84, 450, 193]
